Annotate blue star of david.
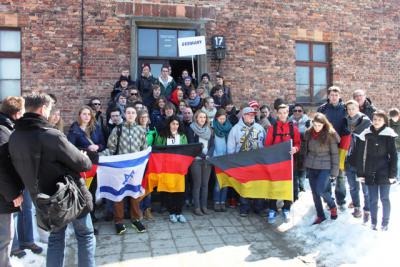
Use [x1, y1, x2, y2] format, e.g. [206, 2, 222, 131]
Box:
[123, 169, 135, 185]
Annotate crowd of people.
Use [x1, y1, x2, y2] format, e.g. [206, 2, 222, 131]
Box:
[0, 63, 398, 267]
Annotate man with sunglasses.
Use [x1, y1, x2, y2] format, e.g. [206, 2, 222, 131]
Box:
[89, 97, 108, 139]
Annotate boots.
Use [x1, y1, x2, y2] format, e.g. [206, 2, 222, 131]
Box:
[144, 208, 154, 220]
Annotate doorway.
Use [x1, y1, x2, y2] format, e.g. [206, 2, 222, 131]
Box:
[138, 59, 197, 83]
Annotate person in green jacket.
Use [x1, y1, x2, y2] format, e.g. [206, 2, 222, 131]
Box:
[154, 115, 188, 223]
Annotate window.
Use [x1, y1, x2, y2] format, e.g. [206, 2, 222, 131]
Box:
[0, 29, 21, 100]
[295, 42, 330, 103]
[138, 28, 196, 58]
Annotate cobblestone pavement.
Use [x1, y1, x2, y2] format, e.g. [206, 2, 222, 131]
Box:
[65, 207, 316, 267]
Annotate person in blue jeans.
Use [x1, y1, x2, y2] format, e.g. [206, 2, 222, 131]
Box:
[303, 113, 340, 224]
[344, 100, 371, 221]
[212, 109, 232, 212]
[12, 190, 43, 258]
[388, 108, 400, 182]
[356, 110, 397, 231]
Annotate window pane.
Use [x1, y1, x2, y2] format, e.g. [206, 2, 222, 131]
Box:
[296, 66, 310, 102]
[0, 58, 20, 79]
[150, 63, 163, 78]
[138, 29, 157, 57]
[178, 30, 196, 38]
[296, 85, 310, 103]
[0, 31, 21, 52]
[0, 80, 20, 100]
[296, 66, 310, 85]
[159, 30, 177, 57]
[313, 44, 327, 62]
[314, 85, 327, 103]
[313, 67, 327, 85]
[295, 43, 309, 61]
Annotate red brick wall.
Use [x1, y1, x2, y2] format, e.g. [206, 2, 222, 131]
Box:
[1, 0, 399, 122]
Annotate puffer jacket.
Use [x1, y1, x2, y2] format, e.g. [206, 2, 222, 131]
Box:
[356, 126, 398, 185]
[303, 130, 340, 177]
[102, 122, 148, 155]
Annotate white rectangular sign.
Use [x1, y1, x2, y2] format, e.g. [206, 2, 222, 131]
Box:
[178, 36, 206, 57]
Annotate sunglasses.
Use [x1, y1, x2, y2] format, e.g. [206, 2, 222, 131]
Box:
[293, 109, 303, 113]
[131, 93, 138, 96]
[91, 103, 101, 106]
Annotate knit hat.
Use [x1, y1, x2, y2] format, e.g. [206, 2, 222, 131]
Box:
[119, 76, 129, 82]
[248, 100, 260, 109]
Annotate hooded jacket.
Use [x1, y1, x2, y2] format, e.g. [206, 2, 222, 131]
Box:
[157, 76, 177, 97]
[0, 112, 23, 213]
[356, 125, 398, 185]
[345, 113, 371, 167]
[136, 74, 156, 101]
[227, 118, 265, 154]
[8, 113, 92, 198]
[317, 99, 350, 136]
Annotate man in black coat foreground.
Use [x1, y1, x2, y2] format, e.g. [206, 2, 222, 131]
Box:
[8, 93, 95, 267]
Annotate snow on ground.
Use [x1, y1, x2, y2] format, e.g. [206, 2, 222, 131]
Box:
[288, 183, 400, 267]
[12, 183, 400, 267]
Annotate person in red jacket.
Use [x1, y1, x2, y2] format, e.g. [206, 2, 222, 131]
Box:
[265, 104, 301, 224]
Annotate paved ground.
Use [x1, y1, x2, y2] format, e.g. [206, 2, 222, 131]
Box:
[64, 207, 316, 267]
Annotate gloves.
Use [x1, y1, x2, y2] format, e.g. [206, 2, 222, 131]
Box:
[357, 177, 365, 183]
[389, 178, 396, 184]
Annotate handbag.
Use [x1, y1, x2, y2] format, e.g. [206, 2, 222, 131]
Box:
[35, 175, 87, 232]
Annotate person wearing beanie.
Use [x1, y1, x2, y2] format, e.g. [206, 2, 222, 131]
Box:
[198, 73, 213, 96]
[111, 76, 130, 99]
[113, 68, 134, 90]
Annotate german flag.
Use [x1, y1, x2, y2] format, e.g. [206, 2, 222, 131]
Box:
[80, 150, 99, 189]
[143, 144, 202, 193]
[209, 141, 293, 201]
[338, 134, 351, 171]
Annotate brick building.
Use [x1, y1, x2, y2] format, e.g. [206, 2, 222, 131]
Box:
[0, 1, 399, 122]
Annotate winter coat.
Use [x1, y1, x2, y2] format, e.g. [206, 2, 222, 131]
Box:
[264, 120, 301, 152]
[389, 119, 400, 151]
[346, 113, 371, 167]
[95, 111, 108, 140]
[359, 98, 376, 120]
[210, 85, 232, 102]
[303, 130, 340, 177]
[288, 114, 310, 136]
[186, 126, 215, 158]
[154, 134, 188, 146]
[0, 113, 23, 213]
[213, 135, 228, 157]
[317, 99, 350, 136]
[227, 108, 239, 126]
[157, 76, 177, 97]
[213, 95, 229, 109]
[67, 122, 106, 152]
[114, 75, 135, 89]
[150, 109, 166, 132]
[136, 74, 156, 101]
[102, 122, 148, 155]
[356, 126, 398, 185]
[227, 118, 265, 154]
[8, 113, 92, 198]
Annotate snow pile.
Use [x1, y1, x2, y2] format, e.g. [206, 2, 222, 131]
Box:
[289, 183, 400, 267]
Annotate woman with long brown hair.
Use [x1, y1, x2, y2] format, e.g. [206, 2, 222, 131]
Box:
[48, 108, 64, 133]
[303, 112, 340, 224]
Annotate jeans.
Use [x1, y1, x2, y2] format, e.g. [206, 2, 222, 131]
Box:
[325, 169, 346, 206]
[397, 152, 400, 181]
[346, 164, 369, 211]
[367, 184, 391, 226]
[240, 198, 265, 214]
[213, 179, 228, 204]
[190, 159, 212, 209]
[47, 213, 95, 267]
[140, 194, 152, 211]
[0, 213, 13, 267]
[308, 168, 336, 218]
[12, 190, 35, 250]
[295, 169, 306, 192]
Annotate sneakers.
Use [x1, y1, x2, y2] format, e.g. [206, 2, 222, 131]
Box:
[330, 207, 338, 220]
[268, 210, 277, 224]
[312, 217, 326, 225]
[115, 223, 126, 235]
[20, 243, 43, 254]
[352, 208, 362, 218]
[282, 209, 290, 222]
[363, 211, 370, 224]
[176, 214, 187, 223]
[144, 208, 154, 220]
[193, 208, 203, 216]
[371, 224, 377, 231]
[220, 202, 227, 212]
[381, 225, 388, 231]
[169, 214, 178, 223]
[338, 204, 346, 211]
[11, 249, 26, 258]
[131, 220, 146, 233]
[214, 203, 221, 212]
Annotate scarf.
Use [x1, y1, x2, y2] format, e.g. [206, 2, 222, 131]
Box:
[213, 119, 232, 139]
[311, 130, 320, 140]
[187, 96, 201, 107]
[201, 107, 217, 121]
[190, 122, 211, 140]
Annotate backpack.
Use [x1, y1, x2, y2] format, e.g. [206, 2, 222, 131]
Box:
[272, 121, 294, 144]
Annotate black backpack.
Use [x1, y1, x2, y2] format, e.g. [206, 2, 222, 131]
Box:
[271, 121, 294, 143]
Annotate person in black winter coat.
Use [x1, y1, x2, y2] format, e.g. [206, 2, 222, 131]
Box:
[136, 64, 157, 101]
[8, 93, 95, 266]
[0, 97, 25, 266]
[356, 110, 397, 231]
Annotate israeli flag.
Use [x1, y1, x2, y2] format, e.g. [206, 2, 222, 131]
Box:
[96, 147, 152, 201]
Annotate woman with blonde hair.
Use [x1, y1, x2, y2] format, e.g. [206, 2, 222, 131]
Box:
[303, 112, 340, 224]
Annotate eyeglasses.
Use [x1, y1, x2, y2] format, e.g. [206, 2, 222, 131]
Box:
[131, 93, 138, 96]
[293, 109, 303, 113]
[91, 103, 101, 106]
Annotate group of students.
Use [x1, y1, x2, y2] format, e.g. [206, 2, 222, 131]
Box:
[0, 65, 398, 266]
